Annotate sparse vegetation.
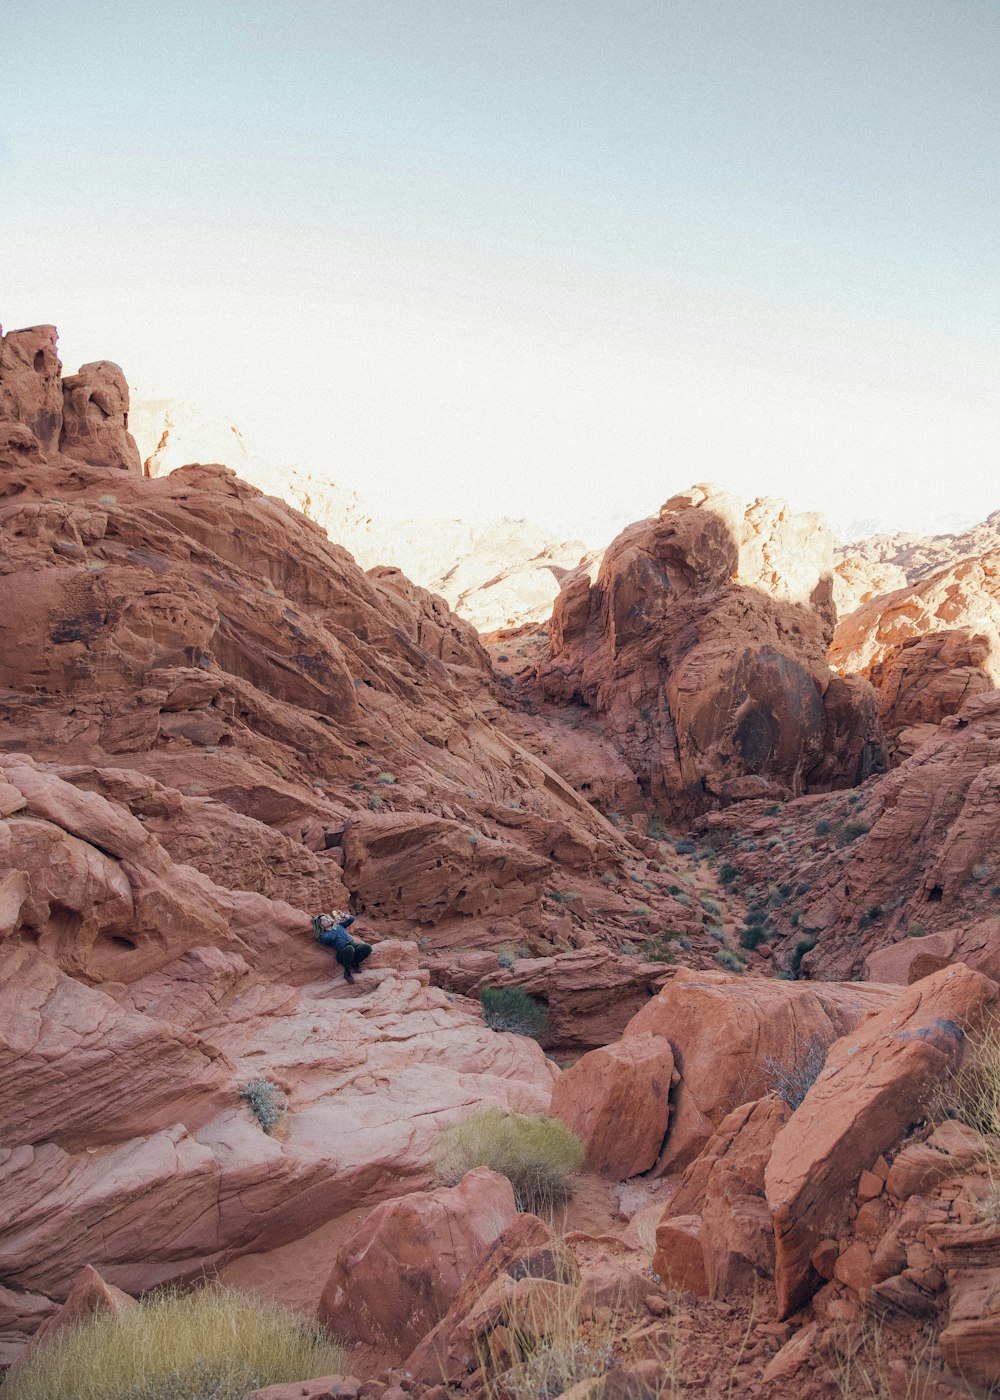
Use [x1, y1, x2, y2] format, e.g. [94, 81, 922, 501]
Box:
[239, 1078, 287, 1134]
[674, 839, 696, 855]
[0, 1287, 345, 1400]
[480, 985, 549, 1040]
[435, 1107, 583, 1212]
[715, 948, 745, 973]
[718, 862, 739, 885]
[762, 1034, 828, 1109]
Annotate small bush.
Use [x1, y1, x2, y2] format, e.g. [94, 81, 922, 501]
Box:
[374, 771, 396, 784]
[699, 893, 722, 916]
[815, 819, 831, 837]
[970, 861, 991, 882]
[762, 1034, 828, 1109]
[435, 1107, 583, 1212]
[496, 951, 515, 970]
[744, 907, 766, 926]
[739, 922, 770, 950]
[0, 1287, 345, 1400]
[786, 938, 817, 980]
[674, 839, 696, 855]
[480, 986, 549, 1040]
[240, 1078, 287, 1134]
[718, 862, 739, 885]
[908, 923, 927, 938]
[715, 948, 745, 973]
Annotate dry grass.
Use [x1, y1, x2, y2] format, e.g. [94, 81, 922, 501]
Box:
[0, 1286, 346, 1400]
[436, 1107, 584, 1212]
[938, 1023, 1000, 1224]
[826, 1315, 959, 1399]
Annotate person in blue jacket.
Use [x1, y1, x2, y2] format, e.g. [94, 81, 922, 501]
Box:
[313, 910, 373, 983]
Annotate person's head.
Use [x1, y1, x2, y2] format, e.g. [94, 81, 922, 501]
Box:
[318, 914, 334, 930]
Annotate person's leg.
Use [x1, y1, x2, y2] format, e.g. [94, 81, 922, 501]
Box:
[353, 941, 373, 967]
[337, 945, 357, 981]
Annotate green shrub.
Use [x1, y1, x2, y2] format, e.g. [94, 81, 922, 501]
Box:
[480, 986, 549, 1040]
[698, 893, 722, 916]
[435, 1107, 583, 1211]
[815, 819, 831, 837]
[674, 839, 696, 855]
[908, 924, 927, 939]
[239, 1078, 287, 1134]
[787, 938, 817, 980]
[739, 922, 770, 950]
[718, 862, 739, 885]
[764, 803, 782, 816]
[0, 1287, 345, 1400]
[744, 907, 766, 926]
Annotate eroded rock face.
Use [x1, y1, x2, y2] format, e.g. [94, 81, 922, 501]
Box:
[60, 361, 142, 473]
[537, 485, 885, 819]
[317, 1168, 518, 1354]
[0, 325, 63, 452]
[765, 964, 999, 1317]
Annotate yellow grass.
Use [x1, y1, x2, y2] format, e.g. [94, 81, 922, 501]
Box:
[436, 1107, 584, 1212]
[0, 1286, 346, 1400]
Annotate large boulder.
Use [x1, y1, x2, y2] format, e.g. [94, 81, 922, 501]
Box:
[549, 1033, 674, 1178]
[622, 968, 897, 1171]
[765, 964, 999, 1316]
[317, 1168, 518, 1354]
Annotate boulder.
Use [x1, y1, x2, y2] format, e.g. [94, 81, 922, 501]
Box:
[765, 964, 999, 1316]
[317, 1168, 518, 1354]
[549, 1033, 674, 1178]
[622, 968, 896, 1171]
[19, 1265, 135, 1361]
[654, 1095, 791, 1298]
[940, 1266, 1000, 1388]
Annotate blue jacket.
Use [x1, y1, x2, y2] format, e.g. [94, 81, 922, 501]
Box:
[318, 914, 355, 951]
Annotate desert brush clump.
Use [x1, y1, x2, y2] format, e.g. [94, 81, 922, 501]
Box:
[239, 1077, 287, 1133]
[762, 1034, 829, 1109]
[941, 1024, 1000, 1223]
[0, 1286, 345, 1400]
[480, 985, 549, 1040]
[435, 1106, 584, 1211]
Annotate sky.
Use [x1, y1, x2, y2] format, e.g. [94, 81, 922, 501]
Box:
[2, 0, 999, 537]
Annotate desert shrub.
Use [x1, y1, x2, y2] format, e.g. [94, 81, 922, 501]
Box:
[435, 1107, 583, 1211]
[496, 951, 515, 970]
[718, 862, 738, 885]
[739, 922, 770, 951]
[698, 893, 721, 916]
[795, 882, 811, 896]
[762, 1034, 828, 1109]
[970, 861, 991, 882]
[239, 1078, 287, 1134]
[786, 938, 817, 980]
[0, 1287, 344, 1400]
[815, 819, 831, 837]
[907, 923, 927, 938]
[674, 839, 696, 855]
[744, 907, 766, 926]
[764, 803, 782, 816]
[858, 903, 884, 929]
[480, 986, 549, 1040]
[834, 819, 869, 847]
[715, 948, 745, 973]
[366, 793, 384, 811]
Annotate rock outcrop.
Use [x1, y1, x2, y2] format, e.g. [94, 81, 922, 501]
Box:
[537, 485, 885, 819]
[60, 360, 142, 473]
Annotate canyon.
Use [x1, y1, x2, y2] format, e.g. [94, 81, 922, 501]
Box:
[2, 321, 1000, 1399]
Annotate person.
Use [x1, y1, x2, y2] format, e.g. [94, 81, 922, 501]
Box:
[313, 910, 373, 983]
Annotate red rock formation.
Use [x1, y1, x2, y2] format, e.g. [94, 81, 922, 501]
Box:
[317, 1168, 518, 1355]
[831, 552, 1000, 750]
[0, 325, 63, 452]
[549, 1033, 675, 1177]
[765, 964, 998, 1317]
[60, 360, 142, 474]
[537, 485, 885, 819]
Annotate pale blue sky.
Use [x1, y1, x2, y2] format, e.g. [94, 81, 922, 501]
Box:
[2, 1, 998, 533]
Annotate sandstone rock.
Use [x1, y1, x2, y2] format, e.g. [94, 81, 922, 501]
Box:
[550, 1033, 674, 1178]
[939, 1266, 1000, 1388]
[831, 551, 1000, 744]
[538, 485, 885, 818]
[622, 968, 896, 1170]
[0, 325, 63, 451]
[866, 920, 1000, 986]
[886, 1121, 988, 1201]
[765, 964, 999, 1316]
[654, 1095, 791, 1298]
[60, 361, 142, 473]
[317, 1169, 518, 1354]
[19, 1265, 135, 1361]
[243, 1380, 360, 1400]
[651, 1214, 708, 1294]
[405, 1214, 577, 1384]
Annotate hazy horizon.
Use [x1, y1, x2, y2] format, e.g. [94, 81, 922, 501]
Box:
[3, 1, 999, 537]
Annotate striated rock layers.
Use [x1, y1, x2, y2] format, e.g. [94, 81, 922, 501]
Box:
[536, 485, 886, 819]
